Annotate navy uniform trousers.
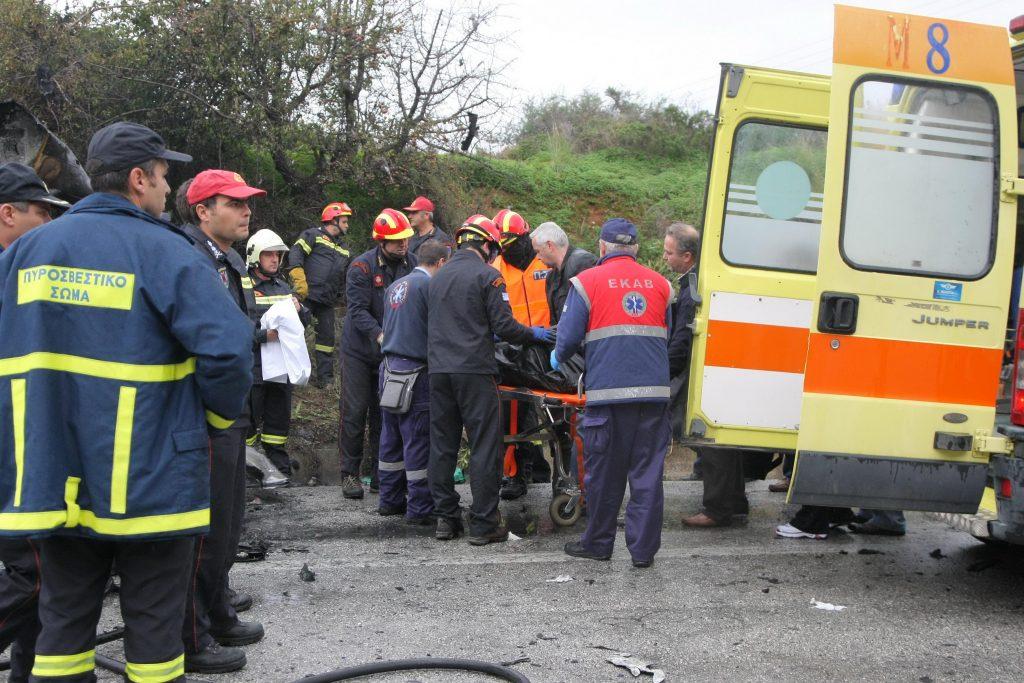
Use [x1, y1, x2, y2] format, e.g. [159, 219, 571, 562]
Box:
[0, 539, 41, 683]
[580, 402, 670, 563]
[307, 301, 336, 385]
[377, 357, 434, 519]
[247, 382, 294, 474]
[339, 352, 382, 481]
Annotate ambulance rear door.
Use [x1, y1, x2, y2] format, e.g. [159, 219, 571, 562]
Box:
[685, 65, 828, 451]
[789, 5, 1019, 512]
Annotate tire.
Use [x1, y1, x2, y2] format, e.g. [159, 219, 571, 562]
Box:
[549, 493, 583, 527]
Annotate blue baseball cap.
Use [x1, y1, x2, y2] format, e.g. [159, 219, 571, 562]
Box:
[600, 218, 638, 246]
[0, 163, 70, 209]
[85, 122, 192, 174]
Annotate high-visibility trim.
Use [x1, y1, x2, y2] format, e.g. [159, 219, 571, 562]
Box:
[378, 460, 405, 472]
[110, 386, 136, 514]
[586, 386, 670, 402]
[406, 468, 428, 481]
[315, 237, 350, 257]
[704, 320, 809, 374]
[205, 411, 235, 430]
[256, 294, 293, 304]
[296, 239, 312, 255]
[125, 654, 185, 683]
[64, 477, 81, 528]
[0, 352, 195, 382]
[804, 333, 1002, 407]
[241, 276, 254, 290]
[11, 379, 25, 507]
[32, 649, 95, 677]
[0, 507, 210, 535]
[569, 277, 591, 310]
[314, 344, 334, 353]
[245, 433, 260, 446]
[261, 433, 287, 445]
[584, 324, 668, 344]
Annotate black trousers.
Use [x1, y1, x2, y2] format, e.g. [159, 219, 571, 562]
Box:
[790, 505, 851, 534]
[31, 535, 192, 683]
[182, 426, 246, 654]
[308, 301, 336, 384]
[0, 539, 41, 683]
[339, 352, 381, 479]
[700, 447, 748, 522]
[247, 382, 294, 473]
[428, 373, 503, 536]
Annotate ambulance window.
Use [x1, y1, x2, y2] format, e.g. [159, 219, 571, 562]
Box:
[841, 79, 997, 279]
[721, 122, 826, 273]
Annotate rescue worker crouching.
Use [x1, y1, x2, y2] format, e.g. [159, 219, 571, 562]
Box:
[245, 228, 311, 477]
[338, 209, 418, 499]
[490, 209, 554, 500]
[0, 122, 254, 683]
[553, 218, 672, 569]
[426, 215, 554, 545]
[288, 202, 352, 387]
[178, 169, 269, 673]
[378, 239, 450, 523]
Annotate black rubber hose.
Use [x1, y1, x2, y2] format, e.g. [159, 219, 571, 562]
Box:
[289, 658, 531, 683]
[95, 653, 126, 675]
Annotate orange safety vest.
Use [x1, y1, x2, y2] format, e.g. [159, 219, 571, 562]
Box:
[494, 255, 552, 326]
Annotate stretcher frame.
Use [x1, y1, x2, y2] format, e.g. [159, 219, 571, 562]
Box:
[498, 384, 587, 526]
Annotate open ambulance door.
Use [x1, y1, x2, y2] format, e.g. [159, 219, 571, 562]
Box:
[684, 65, 828, 451]
[789, 5, 1020, 512]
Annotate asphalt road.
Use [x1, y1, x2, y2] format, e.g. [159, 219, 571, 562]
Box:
[89, 480, 1024, 683]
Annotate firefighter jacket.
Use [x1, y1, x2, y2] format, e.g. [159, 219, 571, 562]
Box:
[0, 192, 254, 540]
[555, 253, 672, 405]
[492, 254, 551, 326]
[249, 268, 313, 344]
[342, 246, 417, 363]
[427, 248, 536, 375]
[287, 226, 350, 306]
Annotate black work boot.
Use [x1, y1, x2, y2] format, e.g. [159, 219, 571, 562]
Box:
[563, 541, 611, 561]
[341, 475, 364, 500]
[435, 516, 464, 540]
[378, 502, 407, 516]
[227, 588, 252, 613]
[499, 475, 527, 500]
[468, 515, 509, 546]
[185, 642, 246, 674]
[210, 620, 264, 647]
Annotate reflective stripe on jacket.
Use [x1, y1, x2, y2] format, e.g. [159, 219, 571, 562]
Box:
[287, 226, 350, 305]
[493, 255, 551, 326]
[555, 253, 672, 405]
[0, 193, 254, 540]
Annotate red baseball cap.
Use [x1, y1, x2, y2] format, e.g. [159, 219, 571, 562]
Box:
[403, 195, 434, 213]
[187, 169, 266, 205]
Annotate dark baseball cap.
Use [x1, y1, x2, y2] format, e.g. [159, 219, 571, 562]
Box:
[85, 122, 192, 174]
[0, 163, 71, 209]
[600, 218, 638, 245]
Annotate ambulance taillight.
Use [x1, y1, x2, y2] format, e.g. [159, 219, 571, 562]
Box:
[998, 477, 1013, 499]
[1011, 315, 1024, 425]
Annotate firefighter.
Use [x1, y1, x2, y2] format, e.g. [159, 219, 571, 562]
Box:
[245, 228, 311, 476]
[406, 195, 452, 255]
[0, 162, 69, 683]
[426, 215, 553, 544]
[288, 202, 352, 386]
[0, 122, 253, 683]
[378, 239, 450, 522]
[339, 209, 418, 499]
[490, 209, 553, 500]
[552, 218, 672, 569]
[179, 169, 268, 672]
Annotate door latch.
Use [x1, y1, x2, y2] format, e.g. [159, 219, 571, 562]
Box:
[817, 292, 859, 334]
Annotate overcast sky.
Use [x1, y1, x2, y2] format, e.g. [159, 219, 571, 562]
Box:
[498, 0, 1020, 111]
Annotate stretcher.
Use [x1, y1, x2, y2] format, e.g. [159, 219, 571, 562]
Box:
[498, 385, 586, 526]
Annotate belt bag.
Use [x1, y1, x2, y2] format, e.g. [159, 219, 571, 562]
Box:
[379, 357, 424, 414]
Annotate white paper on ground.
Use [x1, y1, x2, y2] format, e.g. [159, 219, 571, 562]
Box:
[812, 599, 847, 611]
[545, 575, 574, 583]
[260, 299, 311, 385]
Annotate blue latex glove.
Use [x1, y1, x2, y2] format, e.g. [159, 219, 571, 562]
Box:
[531, 326, 554, 343]
[550, 349, 560, 371]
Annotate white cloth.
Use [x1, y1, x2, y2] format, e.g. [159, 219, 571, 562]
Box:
[260, 299, 311, 385]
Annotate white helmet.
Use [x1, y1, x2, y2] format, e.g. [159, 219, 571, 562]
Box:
[245, 228, 289, 268]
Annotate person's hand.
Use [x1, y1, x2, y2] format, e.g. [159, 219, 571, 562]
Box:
[266, 329, 280, 342]
[376, 332, 384, 345]
[531, 326, 554, 343]
[292, 295, 301, 311]
[550, 349, 560, 371]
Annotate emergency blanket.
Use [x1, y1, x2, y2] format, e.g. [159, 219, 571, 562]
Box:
[495, 342, 583, 394]
[260, 299, 311, 385]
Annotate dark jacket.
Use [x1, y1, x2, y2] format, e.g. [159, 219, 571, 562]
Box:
[0, 193, 253, 540]
[546, 245, 597, 324]
[427, 248, 535, 375]
[288, 226, 351, 306]
[668, 269, 696, 378]
[409, 226, 453, 255]
[249, 268, 312, 349]
[341, 246, 417, 363]
[382, 267, 431, 362]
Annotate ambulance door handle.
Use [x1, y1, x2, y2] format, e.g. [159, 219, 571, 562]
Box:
[817, 292, 859, 334]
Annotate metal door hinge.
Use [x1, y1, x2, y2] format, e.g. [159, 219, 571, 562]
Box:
[1000, 175, 1024, 202]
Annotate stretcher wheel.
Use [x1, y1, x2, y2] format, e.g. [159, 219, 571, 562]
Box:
[550, 493, 583, 527]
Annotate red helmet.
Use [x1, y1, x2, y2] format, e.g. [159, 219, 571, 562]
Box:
[321, 202, 353, 222]
[455, 214, 502, 252]
[372, 208, 414, 241]
[493, 209, 530, 236]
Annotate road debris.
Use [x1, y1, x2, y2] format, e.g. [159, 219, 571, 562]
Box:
[929, 548, 946, 559]
[606, 653, 666, 682]
[545, 574, 574, 583]
[857, 548, 884, 555]
[299, 563, 316, 582]
[812, 600, 847, 612]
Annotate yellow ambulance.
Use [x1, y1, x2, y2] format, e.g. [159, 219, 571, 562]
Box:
[685, 5, 1024, 534]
